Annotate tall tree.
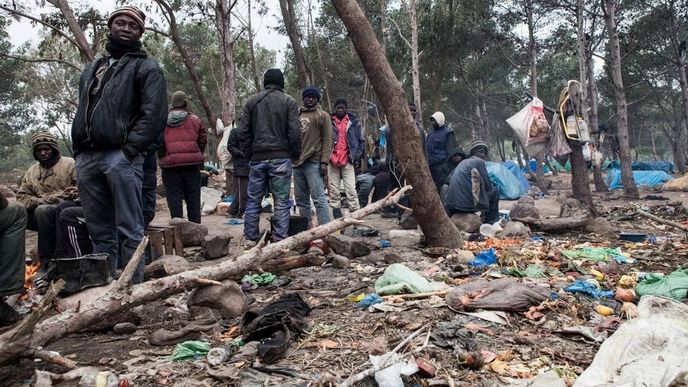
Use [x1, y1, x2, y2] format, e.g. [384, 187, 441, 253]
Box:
[279, 0, 312, 88]
[603, 0, 638, 197]
[331, 0, 463, 248]
[213, 0, 238, 125]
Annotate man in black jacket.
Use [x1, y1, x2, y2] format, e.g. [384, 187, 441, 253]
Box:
[70, 5, 167, 283]
[237, 69, 300, 246]
[226, 128, 249, 218]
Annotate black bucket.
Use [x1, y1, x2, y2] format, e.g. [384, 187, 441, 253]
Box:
[288, 216, 309, 236]
[48, 254, 111, 295]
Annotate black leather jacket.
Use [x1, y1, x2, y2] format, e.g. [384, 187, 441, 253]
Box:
[71, 51, 167, 159]
[237, 85, 301, 161]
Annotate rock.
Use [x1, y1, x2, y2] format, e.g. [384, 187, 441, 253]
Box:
[446, 250, 475, 265]
[510, 197, 540, 220]
[527, 186, 541, 198]
[187, 280, 246, 319]
[585, 217, 618, 239]
[388, 230, 421, 246]
[559, 198, 586, 217]
[384, 251, 405, 264]
[144, 255, 190, 279]
[170, 218, 208, 247]
[113, 322, 137, 335]
[398, 211, 418, 230]
[450, 213, 482, 233]
[332, 254, 350, 269]
[517, 195, 536, 206]
[498, 221, 531, 238]
[204, 234, 230, 259]
[324, 234, 371, 258]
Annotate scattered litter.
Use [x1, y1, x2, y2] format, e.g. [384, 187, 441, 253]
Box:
[171, 341, 211, 361]
[555, 326, 607, 343]
[468, 248, 497, 267]
[562, 247, 632, 264]
[374, 263, 445, 295]
[241, 272, 276, 288]
[458, 310, 509, 325]
[564, 280, 613, 299]
[354, 294, 383, 308]
[224, 218, 243, 225]
[635, 269, 688, 300]
[446, 278, 551, 311]
[369, 352, 419, 387]
[575, 296, 688, 386]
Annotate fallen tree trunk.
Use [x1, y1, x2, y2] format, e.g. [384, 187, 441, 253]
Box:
[513, 214, 591, 232]
[637, 209, 688, 232]
[0, 186, 412, 365]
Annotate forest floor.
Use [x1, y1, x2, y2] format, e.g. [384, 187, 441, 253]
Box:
[5, 173, 688, 386]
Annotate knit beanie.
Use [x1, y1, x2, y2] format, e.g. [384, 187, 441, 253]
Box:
[32, 131, 58, 150]
[107, 5, 146, 31]
[171, 91, 187, 108]
[263, 68, 284, 89]
[334, 98, 348, 108]
[302, 86, 321, 101]
[430, 111, 445, 127]
[469, 141, 489, 156]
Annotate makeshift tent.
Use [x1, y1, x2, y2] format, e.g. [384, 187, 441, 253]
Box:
[607, 160, 674, 173]
[502, 161, 530, 192]
[605, 169, 673, 190]
[486, 161, 527, 200]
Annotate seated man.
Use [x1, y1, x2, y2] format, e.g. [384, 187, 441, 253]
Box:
[54, 203, 93, 259]
[16, 131, 76, 266]
[0, 194, 27, 326]
[444, 141, 499, 224]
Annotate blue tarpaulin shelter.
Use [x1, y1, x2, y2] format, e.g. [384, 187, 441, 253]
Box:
[607, 160, 674, 173]
[605, 169, 674, 190]
[486, 161, 527, 200]
[522, 159, 550, 174]
[502, 161, 530, 192]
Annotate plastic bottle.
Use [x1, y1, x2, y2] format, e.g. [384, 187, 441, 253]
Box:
[77, 370, 119, 387]
[479, 224, 496, 237]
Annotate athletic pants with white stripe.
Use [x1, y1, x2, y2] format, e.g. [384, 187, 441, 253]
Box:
[54, 205, 93, 259]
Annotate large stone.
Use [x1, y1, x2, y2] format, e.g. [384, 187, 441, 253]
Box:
[510, 197, 540, 220]
[187, 280, 247, 319]
[170, 218, 208, 246]
[559, 198, 586, 217]
[584, 217, 618, 239]
[450, 213, 482, 233]
[399, 211, 418, 230]
[144, 255, 190, 279]
[498, 221, 531, 238]
[446, 249, 475, 265]
[388, 230, 422, 246]
[324, 234, 371, 258]
[204, 234, 230, 259]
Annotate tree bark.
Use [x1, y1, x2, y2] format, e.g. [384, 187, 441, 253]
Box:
[0, 187, 412, 364]
[525, 0, 545, 189]
[673, 40, 688, 173]
[46, 0, 95, 63]
[584, 24, 608, 192]
[513, 214, 591, 232]
[279, 0, 312, 89]
[154, 0, 216, 127]
[247, 0, 262, 93]
[331, 0, 463, 248]
[602, 0, 638, 198]
[215, 0, 238, 125]
[405, 0, 423, 124]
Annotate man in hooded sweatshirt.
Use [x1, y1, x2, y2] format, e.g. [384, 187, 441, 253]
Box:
[425, 111, 456, 192]
[159, 91, 207, 223]
[294, 86, 332, 227]
[70, 5, 167, 283]
[17, 131, 76, 266]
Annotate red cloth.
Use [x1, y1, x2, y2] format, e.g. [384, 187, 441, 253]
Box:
[330, 115, 349, 167]
[160, 111, 206, 167]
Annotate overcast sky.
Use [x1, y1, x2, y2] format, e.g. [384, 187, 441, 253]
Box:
[8, 0, 292, 65]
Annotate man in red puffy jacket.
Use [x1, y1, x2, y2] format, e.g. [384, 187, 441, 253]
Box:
[159, 91, 207, 223]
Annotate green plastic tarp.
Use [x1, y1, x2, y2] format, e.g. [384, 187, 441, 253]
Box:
[636, 269, 688, 300]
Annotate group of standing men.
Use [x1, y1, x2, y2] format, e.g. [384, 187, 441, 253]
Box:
[236, 71, 365, 246]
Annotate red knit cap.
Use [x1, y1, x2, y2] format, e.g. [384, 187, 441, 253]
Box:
[107, 5, 146, 31]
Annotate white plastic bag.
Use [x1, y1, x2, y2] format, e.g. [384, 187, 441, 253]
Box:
[506, 98, 550, 146]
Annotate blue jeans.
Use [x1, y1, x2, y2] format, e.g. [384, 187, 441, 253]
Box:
[244, 159, 292, 242]
[293, 161, 330, 226]
[76, 149, 145, 283]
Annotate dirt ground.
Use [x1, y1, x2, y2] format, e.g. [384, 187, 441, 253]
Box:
[7, 173, 688, 386]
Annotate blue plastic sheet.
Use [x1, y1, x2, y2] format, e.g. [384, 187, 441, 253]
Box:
[605, 169, 673, 190]
[523, 159, 551, 174]
[502, 161, 530, 192]
[607, 160, 674, 173]
[486, 162, 527, 200]
[355, 294, 383, 308]
[564, 280, 613, 299]
[469, 248, 497, 267]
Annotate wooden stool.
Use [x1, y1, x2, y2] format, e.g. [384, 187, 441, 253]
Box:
[145, 225, 183, 261]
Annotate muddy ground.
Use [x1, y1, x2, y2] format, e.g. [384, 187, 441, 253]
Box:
[6, 173, 688, 386]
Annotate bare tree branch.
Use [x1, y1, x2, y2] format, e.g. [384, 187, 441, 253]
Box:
[0, 52, 81, 71]
[0, 5, 79, 48]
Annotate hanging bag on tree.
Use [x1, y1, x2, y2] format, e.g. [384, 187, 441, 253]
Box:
[506, 97, 551, 146]
[559, 80, 590, 142]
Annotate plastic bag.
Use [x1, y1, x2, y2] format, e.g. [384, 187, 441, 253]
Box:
[564, 279, 613, 299]
[561, 247, 630, 263]
[636, 269, 688, 300]
[171, 341, 211, 361]
[374, 263, 443, 295]
[548, 117, 572, 158]
[468, 248, 497, 267]
[446, 278, 551, 312]
[506, 98, 550, 146]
